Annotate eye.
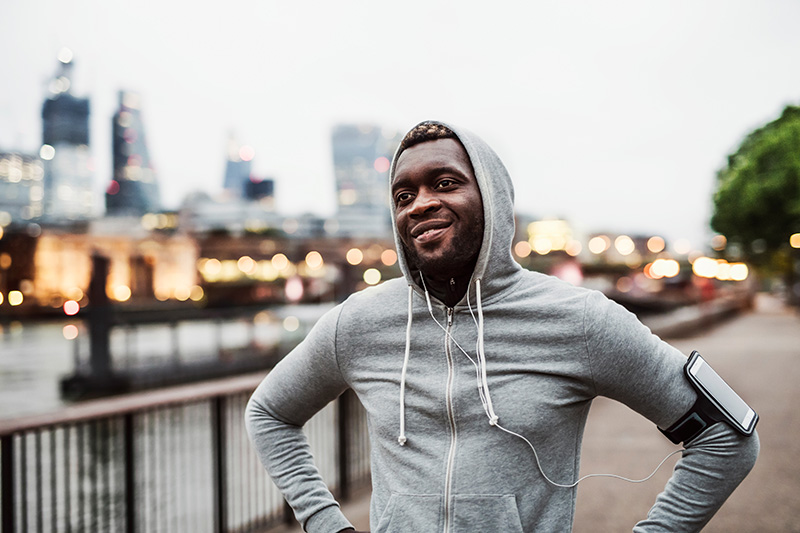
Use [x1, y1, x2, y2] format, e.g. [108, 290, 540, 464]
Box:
[436, 178, 456, 189]
[395, 191, 414, 204]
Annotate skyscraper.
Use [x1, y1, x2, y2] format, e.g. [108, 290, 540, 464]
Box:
[106, 91, 161, 215]
[40, 50, 94, 221]
[223, 135, 253, 198]
[331, 124, 401, 237]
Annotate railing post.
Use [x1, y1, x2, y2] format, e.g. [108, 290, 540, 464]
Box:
[337, 390, 350, 500]
[212, 396, 227, 533]
[1, 434, 14, 533]
[123, 413, 136, 533]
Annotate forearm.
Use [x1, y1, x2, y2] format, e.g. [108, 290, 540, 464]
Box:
[245, 396, 354, 533]
[634, 424, 759, 532]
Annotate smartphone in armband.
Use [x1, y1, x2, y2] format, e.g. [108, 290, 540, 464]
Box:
[686, 351, 758, 435]
[660, 351, 758, 444]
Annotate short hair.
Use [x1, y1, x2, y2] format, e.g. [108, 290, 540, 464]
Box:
[398, 122, 458, 154]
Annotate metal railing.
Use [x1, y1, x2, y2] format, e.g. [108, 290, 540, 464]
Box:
[0, 373, 370, 533]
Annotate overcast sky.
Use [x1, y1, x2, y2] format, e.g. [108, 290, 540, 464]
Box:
[2, 0, 799, 249]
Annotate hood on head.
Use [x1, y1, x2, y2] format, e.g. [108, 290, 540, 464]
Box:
[388, 120, 521, 305]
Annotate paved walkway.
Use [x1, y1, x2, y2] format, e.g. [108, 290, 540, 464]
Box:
[275, 294, 799, 532]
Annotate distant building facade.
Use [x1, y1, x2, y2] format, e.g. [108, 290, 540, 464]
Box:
[0, 152, 45, 225]
[106, 91, 161, 215]
[40, 56, 94, 221]
[330, 124, 400, 238]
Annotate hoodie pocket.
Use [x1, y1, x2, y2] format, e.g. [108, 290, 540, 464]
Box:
[451, 494, 524, 533]
[375, 493, 443, 533]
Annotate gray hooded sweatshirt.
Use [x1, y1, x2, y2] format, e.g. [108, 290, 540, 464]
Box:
[246, 121, 759, 532]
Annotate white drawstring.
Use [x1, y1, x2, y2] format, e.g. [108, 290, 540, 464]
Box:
[474, 279, 499, 425]
[403, 276, 683, 488]
[397, 284, 414, 446]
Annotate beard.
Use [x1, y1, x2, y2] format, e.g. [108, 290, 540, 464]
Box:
[403, 215, 484, 279]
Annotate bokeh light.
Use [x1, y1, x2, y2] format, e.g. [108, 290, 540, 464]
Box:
[271, 253, 290, 271]
[305, 251, 324, 270]
[346, 248, 363, 265]
[692, 257, 719, 278]
[112, 286, 131, 302]
[363, 268, 381, 285]
[63, 324, 79, 340]
[380, 249, 397, 266]
[614, 235, 635, 256]
[514, 241, 532, 258]
[239, 145, 255, 162]
[8, 291, 23, 306]
[374, 156, 391, 173]
[283, 316, 300, 332]
[39, 144, 55, 161]
[588, 235, 611, 254]
[63, 300, 80, 316]
[646, 236, 665, 253]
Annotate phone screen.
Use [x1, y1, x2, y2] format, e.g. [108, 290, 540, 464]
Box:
[689, 355, 756, 431]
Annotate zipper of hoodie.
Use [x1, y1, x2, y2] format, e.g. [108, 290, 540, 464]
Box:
[443, 307, 457, 533]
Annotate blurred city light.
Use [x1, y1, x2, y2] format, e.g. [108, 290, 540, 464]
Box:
[588, 235, 611, 254]
[374, 156, 391, 173]
[285, 276, 303, 302]
[616, 276, 634, 293]
[346, 248, 363, 265]
[514, 241, 532, 258]
[112, 286, 131, 302]
[646, 236, 665, 253]
[691, 256, 749, 281]
[174, 286, 191, 301]
[0, 293, 3, 305]
[711, 234, 727, 251]
[791, 233, 800, 249]
[63, 300, 80, 316]
[57, 47, 74, 64]
[527, 220, 571, 252]
[271, 253, 289, 271]
[305, 251, 324, 270]
[39, 144, 55, 161]
[380, 249, 397, 266]
[531, 237, 552, 255]
[239, 145, 255, 162]
[692, 257, 719, 278]
[8, 291, 23, 306]
[614, 235, 635, 256]
[644, 259, 680, 280]
[237, 255, 257, 275]
[62, 324, 78, 340]
[283, 316, 300, 332]
[363, 268, 381, 285]
[565, 240, 582, 257]
[189, 285, 204, 302]
[730, 263, 749, 281]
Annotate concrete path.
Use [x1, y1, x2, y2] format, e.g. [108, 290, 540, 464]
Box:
[276, 294, 800, 531]
[574, 293, 800, 532]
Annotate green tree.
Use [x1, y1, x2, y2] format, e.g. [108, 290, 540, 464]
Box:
[711, 105, 800, 279]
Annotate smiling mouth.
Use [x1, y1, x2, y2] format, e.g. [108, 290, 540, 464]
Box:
[412, 223, 451, 244]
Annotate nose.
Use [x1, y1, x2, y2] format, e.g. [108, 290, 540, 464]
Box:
[408, 188, 441, 217]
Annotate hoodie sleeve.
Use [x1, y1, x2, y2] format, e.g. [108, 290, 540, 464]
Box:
[245, 305, 354, 533]
[583, 290, 759, 531]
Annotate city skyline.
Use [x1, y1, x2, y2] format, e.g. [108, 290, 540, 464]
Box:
[2, 1, 800, 248]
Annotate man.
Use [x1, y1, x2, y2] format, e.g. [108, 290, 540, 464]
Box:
[246, 121, 759, 532]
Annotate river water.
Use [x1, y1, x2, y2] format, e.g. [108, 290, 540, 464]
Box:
[0, 303, 332, 421]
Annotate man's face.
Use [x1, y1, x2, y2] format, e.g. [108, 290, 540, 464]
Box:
[392, 138, 484, 279]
